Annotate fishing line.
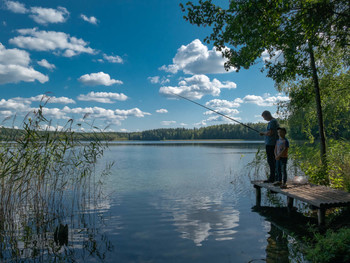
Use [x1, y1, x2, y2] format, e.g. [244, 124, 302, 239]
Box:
[168, 91, 260, 133]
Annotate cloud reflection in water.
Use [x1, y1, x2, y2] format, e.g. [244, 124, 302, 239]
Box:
[152, 195, 239, 246]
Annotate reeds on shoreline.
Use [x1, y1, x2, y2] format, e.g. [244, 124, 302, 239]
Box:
[0, 105, 113, 261]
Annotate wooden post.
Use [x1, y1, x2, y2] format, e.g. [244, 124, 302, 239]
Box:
[254, 185, 261, 207]
[318, 207, 325, 226]
[287, 197, 294, 213]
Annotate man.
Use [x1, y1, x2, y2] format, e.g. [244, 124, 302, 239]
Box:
[259, 110, 279, 183]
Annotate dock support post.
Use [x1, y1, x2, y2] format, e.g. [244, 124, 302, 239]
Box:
[254, 185, 261, 207]
[287, 197, 294, 213]
[318, 208, 325, 226]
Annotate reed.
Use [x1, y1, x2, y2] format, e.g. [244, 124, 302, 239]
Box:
[0, 104, 112, 261]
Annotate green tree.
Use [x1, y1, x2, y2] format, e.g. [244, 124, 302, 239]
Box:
[281, 47, 350, 141]
[180, 0, 350, 163]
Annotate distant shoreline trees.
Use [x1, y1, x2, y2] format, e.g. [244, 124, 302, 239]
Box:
[3, 121, 349, 142]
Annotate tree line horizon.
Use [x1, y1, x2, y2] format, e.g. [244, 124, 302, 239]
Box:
[2, 120, 349, 141]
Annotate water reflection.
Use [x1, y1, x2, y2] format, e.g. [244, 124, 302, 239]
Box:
[253, 206, 312, 262]
[153, 195, 239, 246]
[266, 224, 289, 263]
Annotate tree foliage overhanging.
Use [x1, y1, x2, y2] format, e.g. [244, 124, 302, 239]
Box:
[180, 0, 350, 161]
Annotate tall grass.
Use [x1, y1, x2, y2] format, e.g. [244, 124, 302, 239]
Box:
[290, 139, 350, 190]
[0, 104, 112, 261]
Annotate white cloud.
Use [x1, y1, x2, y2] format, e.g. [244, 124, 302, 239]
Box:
[37, 59, 55, 70]
[102, 53, 123, 63]
[205, 99, 242, 109]
[5, 1, 27, 13]
[61, 106, 151, 126]
[5, 2, 69, 25]
[243, 94, 289, 107]
[194, 120, 207, 126]
[10, 28, 95, 57]
[39, 124, 64, 131]
[204, 108, 239, 116]
[29, 6, 69, 25]
[78, 72, 123, 86]
[159, 39, 234, 75]
[148, 76, 160, 84]
[7, 94, 75, 107]
[0, 43, 29, 66]
[41, 107, 69, 119]
[114, 108, 151, 118]
[190, 98, 243, 127]
[0, 95, 75, 116]
[148, 76, 170, 84]
[159, 74, 236, 100]
[27, 94, 75, 104]
[80, 14, 98, 25]
[262, 49, 283, 64]
[0, 110, 13, 119]
[161, 120, 176, 126]
[156, 109, 168, 114]
[0, 43, 48, 84]
[0, 98, 30, 111]
[77, 92, 128, 103]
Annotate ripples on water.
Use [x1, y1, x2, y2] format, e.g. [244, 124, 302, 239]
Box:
[4, 141, 309, 262]
[89, 141, 306, 262]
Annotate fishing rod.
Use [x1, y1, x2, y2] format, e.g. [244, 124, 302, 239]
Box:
[169, 91, 260, 133]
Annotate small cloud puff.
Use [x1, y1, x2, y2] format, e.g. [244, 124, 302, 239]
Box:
[161, 120, 176, 126]
[78, 72, 123, 86]
[156, 109, 168, 114]
[80, 14, 98, 25]
[148, 76, 170, 85]
[103, 54, 123, 63]
[37, 59, 55, 70]
[205, 99, 242, 109]
[243, 94, 289, 107]
[77, 92, 128, 103]
[5, 1, 27, 14]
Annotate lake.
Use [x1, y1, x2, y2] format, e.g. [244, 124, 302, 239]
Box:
[87, 141, 305, 263]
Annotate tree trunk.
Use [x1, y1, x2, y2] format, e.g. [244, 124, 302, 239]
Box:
[308, 42, 327, 163]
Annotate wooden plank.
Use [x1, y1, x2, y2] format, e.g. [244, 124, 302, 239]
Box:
[252, 181, 324, 207]
[251, 180, 350, 209]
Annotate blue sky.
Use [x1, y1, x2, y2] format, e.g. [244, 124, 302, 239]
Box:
[0, 0, 288, 132]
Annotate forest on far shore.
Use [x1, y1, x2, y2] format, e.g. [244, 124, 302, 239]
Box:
[2, 120, 349, 142]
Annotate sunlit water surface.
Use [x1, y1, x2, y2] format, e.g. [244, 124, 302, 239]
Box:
[87, 141, 304, 262]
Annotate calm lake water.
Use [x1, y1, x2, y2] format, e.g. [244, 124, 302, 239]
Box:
[87, 141, 306, 263]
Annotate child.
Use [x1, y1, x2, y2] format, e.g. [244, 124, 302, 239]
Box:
[274, 127, 289, 188]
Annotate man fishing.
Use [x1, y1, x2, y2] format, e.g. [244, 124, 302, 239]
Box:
[259, 111, 279, 183]
[169, 93, 279, 183]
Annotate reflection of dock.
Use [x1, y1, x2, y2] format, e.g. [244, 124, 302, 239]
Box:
[252, 206, 313, 263]
[252, 180, 350, 226]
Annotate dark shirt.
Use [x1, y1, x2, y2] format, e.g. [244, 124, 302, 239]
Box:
[265, 118, 279, 146]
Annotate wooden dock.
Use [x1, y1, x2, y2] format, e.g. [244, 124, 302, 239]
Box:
[252, 180, 350, 226]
